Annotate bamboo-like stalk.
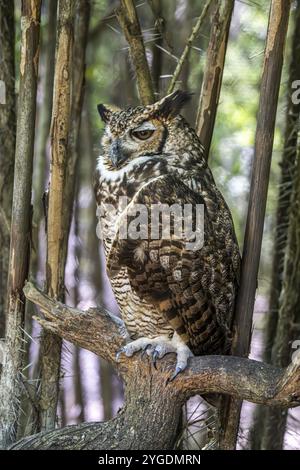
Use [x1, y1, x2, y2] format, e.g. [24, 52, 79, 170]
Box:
[116, 0, 155, 104]
[195, 0, 234, 158]
[220, 0, 291, 449]
[167, 0, 212, 95]
[38, 0, 75, 432]
[0, 0, 41, 448]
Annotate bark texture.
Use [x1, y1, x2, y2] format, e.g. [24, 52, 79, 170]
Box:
[38, 0, 75, 433]
[250, 1, 300, 449]
[220, 0, 291, 449]
[195, 0, 234, 158]
[0, 0, 41, 449]
[0, 0, 16, 337]
[260, 145, 300, 450]
[116, 0, 155, 104]
[33, 0, 57, 233]
[8, 281, 300, 450]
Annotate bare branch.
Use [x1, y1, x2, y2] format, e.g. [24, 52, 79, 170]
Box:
[167, 0, 212, 94]
[24, 282, 300, 408]
[7, 280, 300, 450]
[23, 282, 127, 366]
[88, 2, 118, 42]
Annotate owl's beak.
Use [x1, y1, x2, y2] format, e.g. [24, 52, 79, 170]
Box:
[109, 138, 126, 167]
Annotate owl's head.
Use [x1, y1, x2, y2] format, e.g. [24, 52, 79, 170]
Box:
[97, 90, 192, 168]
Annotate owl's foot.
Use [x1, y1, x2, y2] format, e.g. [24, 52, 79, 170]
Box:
[116, 333, 193, 380]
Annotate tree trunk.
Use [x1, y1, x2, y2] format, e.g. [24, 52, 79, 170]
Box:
[0, 0, 41, 448]
[38, 0, 75, 432]
[195, 0, 234, 158]
[220, 0, 291, 449]
[261, 129, 300, 449]
[250, 1, 300, 449]
[0, 0, 16, 338]
[116, 0, 155, 104]
[32, 0, 57, 234]
[17, 0, 58, 440]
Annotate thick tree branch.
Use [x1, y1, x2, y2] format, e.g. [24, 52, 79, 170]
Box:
[7, 282, 300, 450]
[24, 282, 300, 408]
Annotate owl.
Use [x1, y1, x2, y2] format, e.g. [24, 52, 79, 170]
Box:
[95, 90, 240, 380]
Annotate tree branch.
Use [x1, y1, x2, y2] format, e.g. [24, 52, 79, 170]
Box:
[24, 282, 300, 408]
[167, 0, 212, 94]
[7, 281, 300, 450]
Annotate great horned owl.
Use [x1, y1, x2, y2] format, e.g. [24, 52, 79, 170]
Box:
[95, 90, 240, 379]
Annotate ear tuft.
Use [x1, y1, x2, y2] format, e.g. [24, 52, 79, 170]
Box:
[97, 104, 112, 124]
[158, 90, 192, 119]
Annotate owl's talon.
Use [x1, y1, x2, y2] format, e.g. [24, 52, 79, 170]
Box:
[115, 347, 126, 362]
[152, 349, 159, 368]
[167, 366, 183, 383]
[141, 344, 152, 358]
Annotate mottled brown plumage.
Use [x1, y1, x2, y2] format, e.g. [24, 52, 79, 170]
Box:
[95, 91, 240, 374]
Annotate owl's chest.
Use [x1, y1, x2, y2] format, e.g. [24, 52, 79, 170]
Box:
[95, 168, 174, 339]
[110, 268, 173, 339]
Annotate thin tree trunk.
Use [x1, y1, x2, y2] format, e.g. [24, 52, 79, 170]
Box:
[61, 0, 90, 270]
[149, 0, 163, 96]
[220, 0, 291, 449]
[73, 346, 85, 423]
[260, 143, 300, 449]
[195, 0, 234, 159]
[0, 0, 16, 338]
[59, 382, 67, 428]
[38, 0, 75, 432]
[99, 360, 113, 421]
[260, 3, 300, 443]
[17, 0, 58, 439]
[32, 0, 57, 239]
[0, 0, 41, 448]
[116, 0, 155, 104]
[250, 1, 300, 449]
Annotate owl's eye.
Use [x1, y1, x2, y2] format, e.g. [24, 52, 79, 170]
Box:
[131, 129, 155, 140]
